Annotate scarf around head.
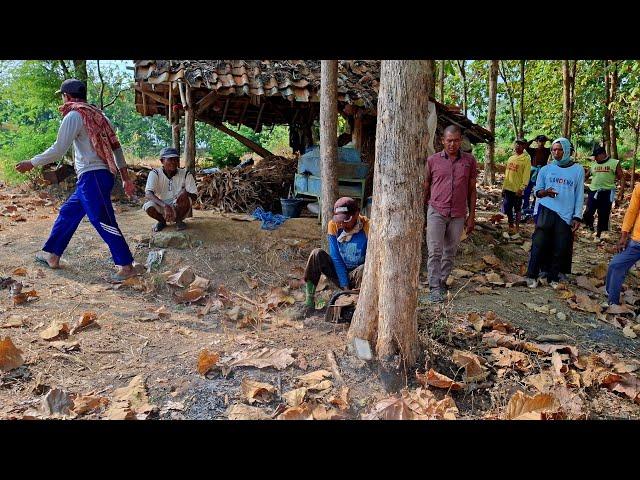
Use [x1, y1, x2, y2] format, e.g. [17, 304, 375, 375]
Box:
[59, 101, 121, 175]
[551, 137, 572, 167]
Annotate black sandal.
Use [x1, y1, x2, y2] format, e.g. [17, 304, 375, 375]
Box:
[153, 221, 166, 232]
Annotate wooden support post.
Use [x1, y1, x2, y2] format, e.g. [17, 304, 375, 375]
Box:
[184, 84, 196, 174]
[255, 103, 265, 132]
[320, 60, 339, 241]
[168, 82, 173, 123]
[351, 111, 363, 152]
[238, 99, 250, 125]
[222, 98, 230, 123]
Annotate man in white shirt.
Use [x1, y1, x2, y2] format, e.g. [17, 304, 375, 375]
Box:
[143, 147, 198, 231]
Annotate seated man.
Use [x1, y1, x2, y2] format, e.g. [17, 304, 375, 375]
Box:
[303, 197, 369, 310]
[143, 147, 197, 231]
[605, 182, 640, 305]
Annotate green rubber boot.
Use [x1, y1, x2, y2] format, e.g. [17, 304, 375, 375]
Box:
[305, 281, 316, 308]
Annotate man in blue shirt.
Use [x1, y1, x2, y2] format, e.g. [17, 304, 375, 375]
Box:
[303, 197, 369, 310]
[526, 137, 584, 289]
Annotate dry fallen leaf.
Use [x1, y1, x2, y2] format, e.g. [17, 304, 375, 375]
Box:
[49, 340, 80, 353]
[277, 402, 314, 420]
[222, 347, 295, 372]
[623, 325, 637, 339]
[525, 371, 558, 393]
[166, 267, 195, 287]
[105, 375, 155, 420]
[505, 390, 561, 420]
[39, 321, 70, 341]
[452, 350, 488, 382]
[482, 255, 501, 267]
[0, 337, 24, 372]
[523, 302, 552, 315]
[71, 311, 98, 334]
[72, 395, 109, 415]
[197, 349, 220, 376]
[12, 289, 38, 306]
[604, 373, 640, 403]
[227, 404, 270, 420]
[297, 369, 332, 386]
[12, 267, 27, 276]
[488, 347, 531, 372]
[485, 272, 504, 285]
[282, 387, 308, 407]
[241, 378, 277, 404]
[417, 369, 464, 390]
[608, 304, 634, 315]
[189, 275, 211, 290]
[175, 287, 206, 303]
[362, 396, 415, 420]
[198, 298, 223, 317]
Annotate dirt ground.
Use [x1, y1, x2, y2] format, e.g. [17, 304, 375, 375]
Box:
[1, 175, 639, 420]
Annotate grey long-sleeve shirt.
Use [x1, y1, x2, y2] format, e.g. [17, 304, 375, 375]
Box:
[30, 110, 126, 177]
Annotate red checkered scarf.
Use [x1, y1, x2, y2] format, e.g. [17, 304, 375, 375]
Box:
[59, 101, 121, 175]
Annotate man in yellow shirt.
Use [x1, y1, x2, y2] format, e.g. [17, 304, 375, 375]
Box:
[501, 138, 531, 234]
[605, 183, 640, 305]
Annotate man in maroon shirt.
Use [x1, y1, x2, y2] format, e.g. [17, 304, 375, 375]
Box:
[424, 125, 478, 303]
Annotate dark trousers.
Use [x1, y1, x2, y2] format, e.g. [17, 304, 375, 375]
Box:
[303, 248, 363, 289]
[526, 205, 573, 282]
[606, 240, 640, 305]
[582, 189, 613, 235]
[502, 190, 522, 225]
[522, 179, 536, 211]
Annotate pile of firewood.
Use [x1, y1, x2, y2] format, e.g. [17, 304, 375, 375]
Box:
[196, 155, 297, 213]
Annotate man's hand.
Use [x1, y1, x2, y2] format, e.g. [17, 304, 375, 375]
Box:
[123, 179, 136, 199]
[15, 161, 34, 173]
[571, 219, 581, 233]
[618, 232, 630, 253]
[464, 216, 475, 235]
[516, 189, 523, 197]
[163, 204, 176, 223]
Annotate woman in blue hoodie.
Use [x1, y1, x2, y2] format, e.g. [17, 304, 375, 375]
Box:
[526, 137, 584, 289]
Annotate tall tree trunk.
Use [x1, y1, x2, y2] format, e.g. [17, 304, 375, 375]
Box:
[320, 60, 339, 240]
[59, 60, 70, 79]
[427, 60, 436, 98]
[73, 60, 87, 83]
[562, 61, 571, 138]
[439, 60, 445, 102]
[484, 60, 498, 186]
[603, 60, 612, 155]
[347, 60, 430, 377]
[499, 61, 519, 138]
[519, 60, 526, 138]
[184, 84, 196, 174]
[568, 61, 578, 139]
[456, 60, 468, 116]
[610, 61, 619, 159]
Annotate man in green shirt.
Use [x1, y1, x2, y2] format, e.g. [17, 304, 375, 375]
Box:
[583, 144, 624, 241]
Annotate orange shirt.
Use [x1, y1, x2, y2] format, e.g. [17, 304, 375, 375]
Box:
[622, 183, 640, 241]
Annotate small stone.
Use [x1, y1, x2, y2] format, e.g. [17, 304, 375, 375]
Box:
[150, 231, 191, 249]
[353, 337, 372, 361]
[557, 312, 567, 321]
[550, 308, 557, 315]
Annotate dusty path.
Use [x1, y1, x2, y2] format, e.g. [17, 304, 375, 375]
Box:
[1, 182, 639, 420]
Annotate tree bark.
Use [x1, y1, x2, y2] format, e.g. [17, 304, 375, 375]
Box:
[427, 60, 436, 98]
[562, 60, 571, 138]
[633, 108, 640, 186]
[519, 60, 526, 138]
[347, 60, 430, 371]
[603, 60, 612, 155]
[73, 60, 88, 83]
[320, 60, 339, 240]
[439, 60, 445, 102]
[568, 61, 578, 139]
[484, 60, 498, 186]
[499, 61, 519, 138]
[59, 60, 70, 79]
[184, 84, 196, 174]
[610, 61, 619, 159]
[456, 60, 468, 116]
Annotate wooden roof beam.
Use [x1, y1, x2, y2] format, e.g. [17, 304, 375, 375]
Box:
[134, 85, 170, 106]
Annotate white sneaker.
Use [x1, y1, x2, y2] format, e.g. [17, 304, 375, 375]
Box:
[527, 278, 539, 288]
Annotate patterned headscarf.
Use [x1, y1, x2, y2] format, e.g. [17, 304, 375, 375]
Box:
[59, 101, 121, 175]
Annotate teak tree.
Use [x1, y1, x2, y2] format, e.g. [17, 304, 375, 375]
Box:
[347, 60, 431, 372]
[484, 60, 498, 186]
[320, 60, 339, 239]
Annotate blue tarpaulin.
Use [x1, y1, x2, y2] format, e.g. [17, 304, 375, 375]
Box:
[252, 207, 287, 230]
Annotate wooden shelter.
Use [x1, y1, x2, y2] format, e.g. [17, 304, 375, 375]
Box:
[133, 60, 494, 169]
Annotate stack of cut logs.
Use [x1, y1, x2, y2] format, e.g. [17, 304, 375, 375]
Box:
[196, 155, 297, 213]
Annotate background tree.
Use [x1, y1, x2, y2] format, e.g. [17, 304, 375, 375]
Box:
[320, 60, 339, 241]
[484, 60, 498, 186]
